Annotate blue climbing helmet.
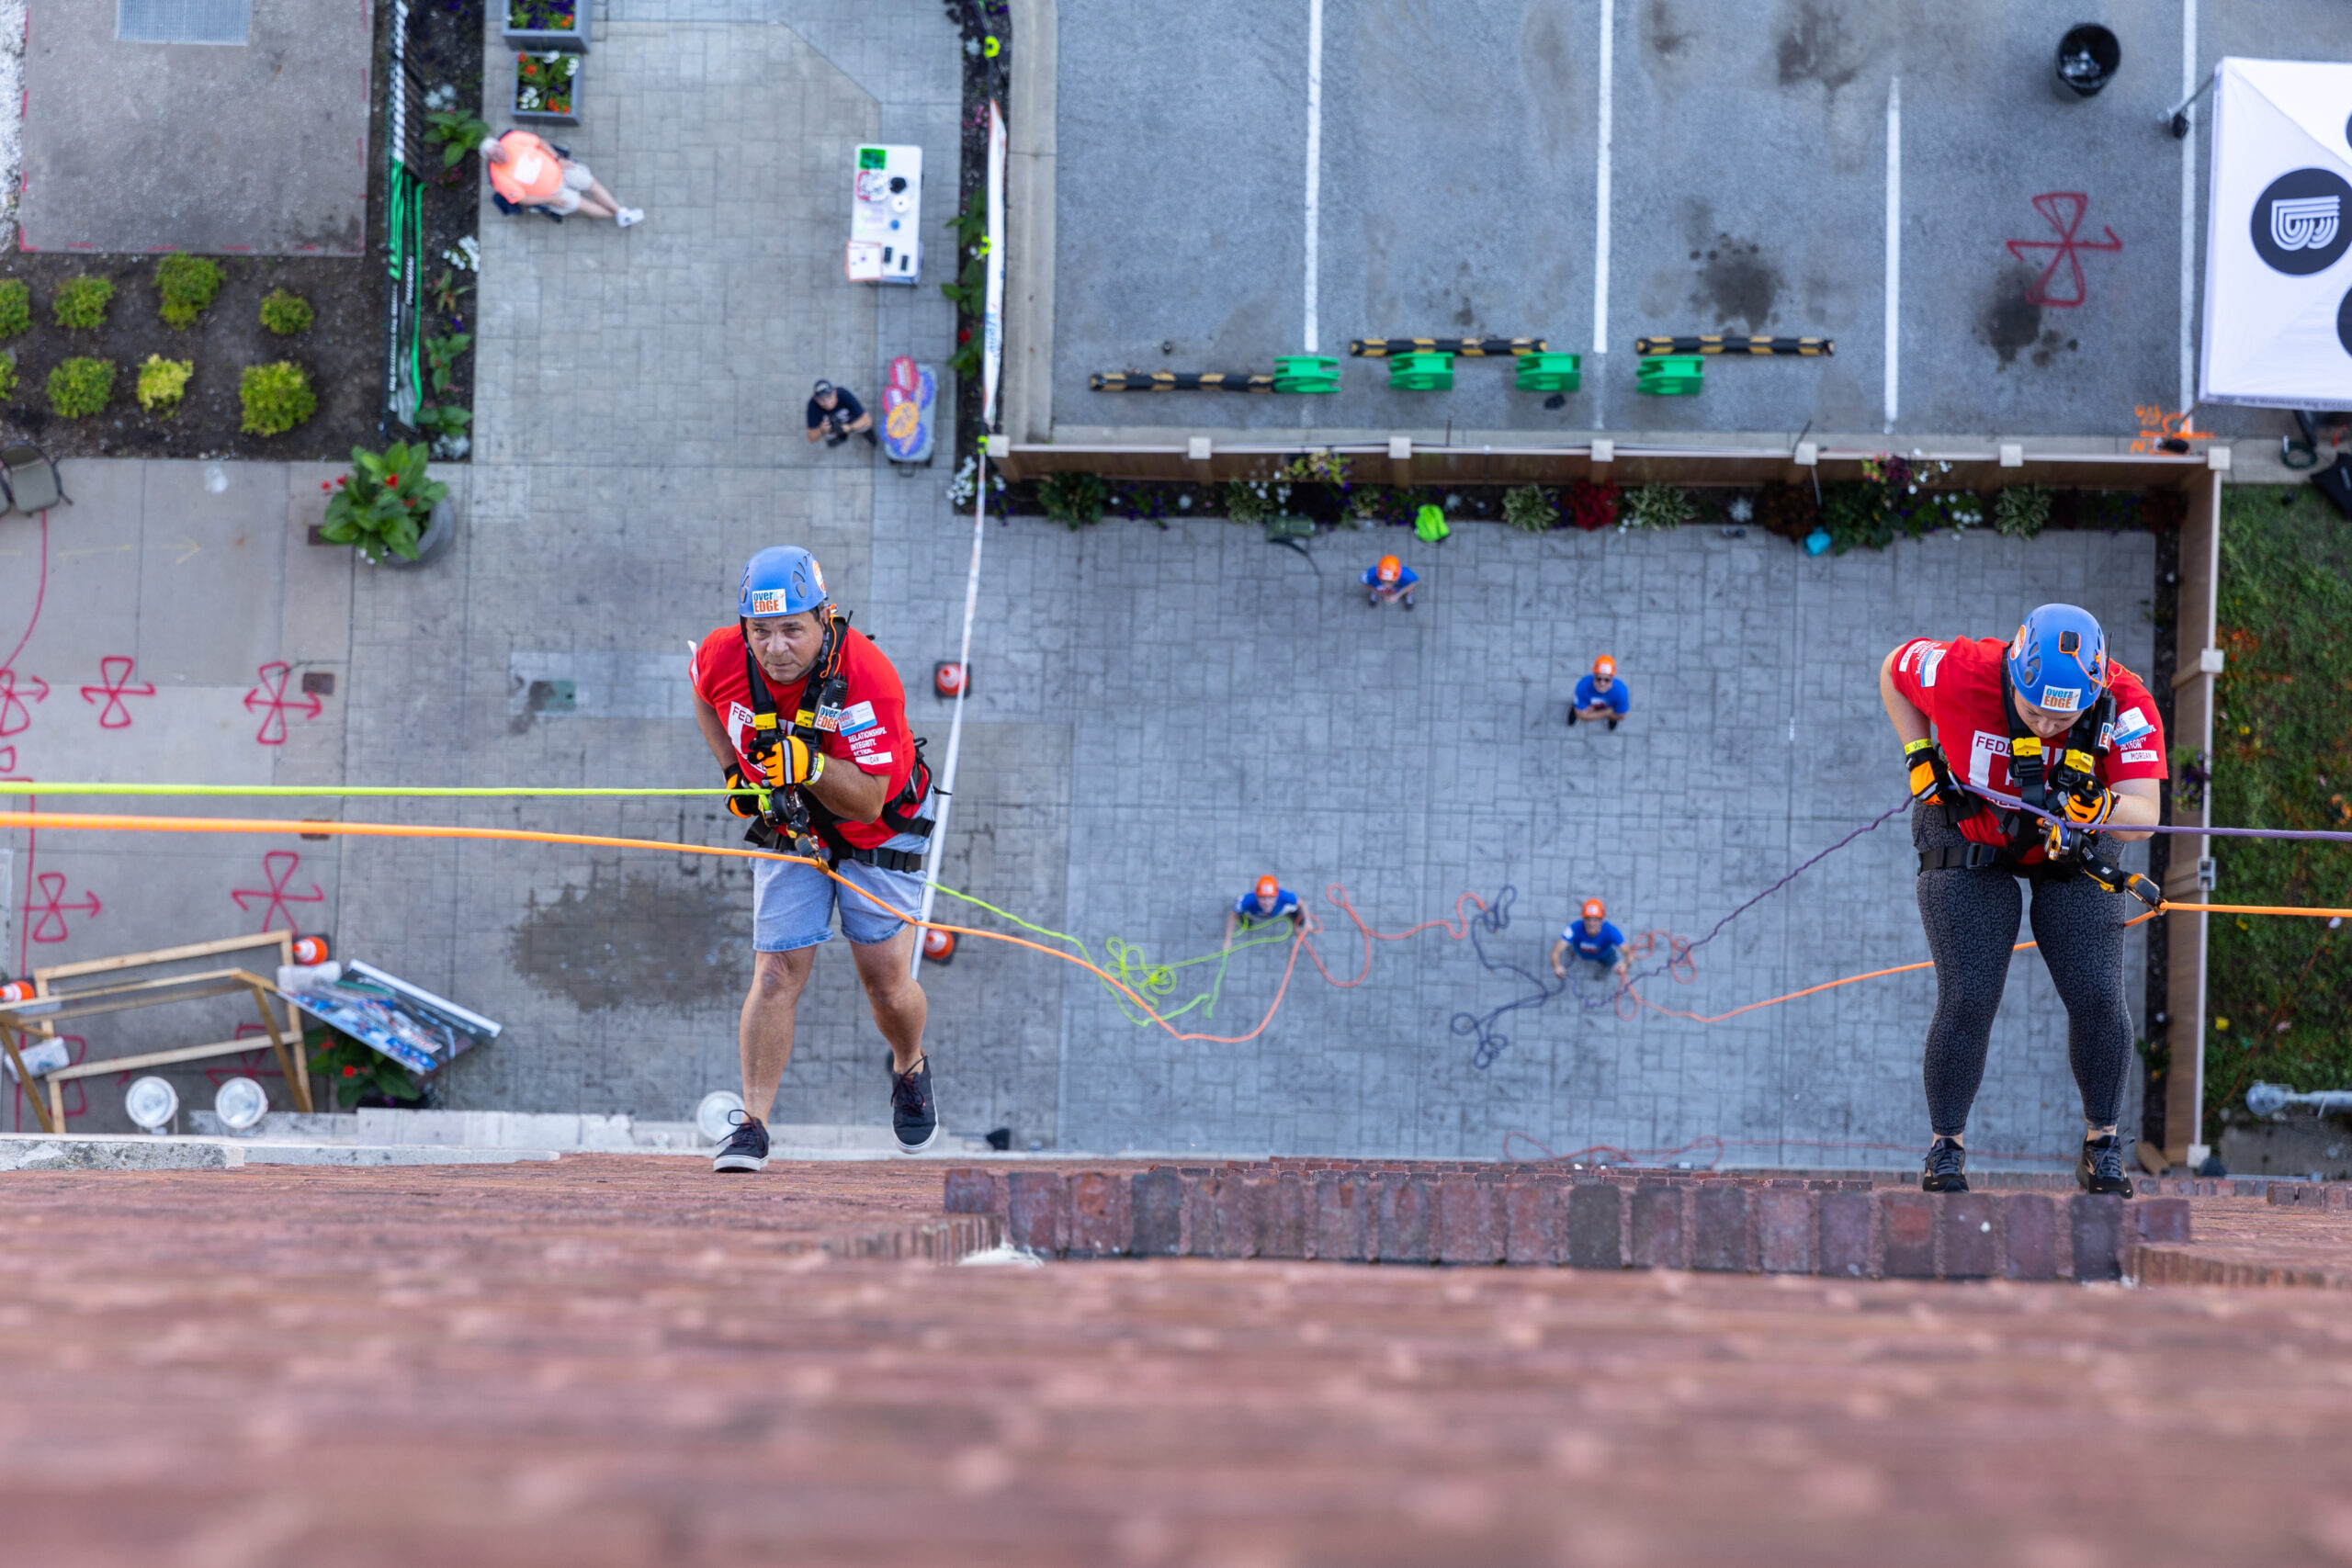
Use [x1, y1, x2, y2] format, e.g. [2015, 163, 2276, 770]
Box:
[738, 547, 831, 619]
[2007, 603, 2109, 715]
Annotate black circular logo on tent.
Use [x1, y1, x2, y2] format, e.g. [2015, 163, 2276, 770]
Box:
[2338, 283, 2352, 357]
[2253, 168, 2352, 275]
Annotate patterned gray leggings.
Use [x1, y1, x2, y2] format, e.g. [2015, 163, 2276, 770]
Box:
[1912, 806, 2134, 1137]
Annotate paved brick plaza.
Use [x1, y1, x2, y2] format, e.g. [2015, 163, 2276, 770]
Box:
[5, 1157, 2352, 1567]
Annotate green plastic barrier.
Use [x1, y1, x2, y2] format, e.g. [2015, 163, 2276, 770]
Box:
[1388, 351, 1453, 391]
[1636, 355, 1704, 396]
[1515, 351, 1581, 393]
[1272, 355, 1340, 394]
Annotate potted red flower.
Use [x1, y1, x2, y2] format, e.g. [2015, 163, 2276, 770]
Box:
[319, 442, 457, 567]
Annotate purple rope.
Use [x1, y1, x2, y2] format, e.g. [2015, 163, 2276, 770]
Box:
[1961, 783, 2352, 844]
[1623, 799, 1913, 988]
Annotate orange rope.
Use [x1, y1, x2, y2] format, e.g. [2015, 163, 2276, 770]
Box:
[7, 813, 2347, 1042]
[0, 810, 1313, 1044]
[1623, 908, 2168, 1024]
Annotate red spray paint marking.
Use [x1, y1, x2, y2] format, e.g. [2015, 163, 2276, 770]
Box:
[2005, 193, 2120, 309]
[79, 656, 155, 729]
[26, 871, 99, 942]
[243, 661, 322, 745]
[231, 850, 323, 933]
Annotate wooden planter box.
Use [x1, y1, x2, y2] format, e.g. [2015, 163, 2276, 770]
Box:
[503, 1, 589, 53]
[512, 52, 582, 127]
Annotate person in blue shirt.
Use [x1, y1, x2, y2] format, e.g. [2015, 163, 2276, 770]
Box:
[1225, 875, 1303, 946]
[1551, 897, 1629, 982]
[1569, 653, 1629, 730]
[1363, 554, 1419, 610]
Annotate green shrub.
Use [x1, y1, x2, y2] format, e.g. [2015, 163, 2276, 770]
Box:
[155, 254, 225, 329]
[1501, 484, 1558, 533]
[0, 280, 28, 339]
[1994, 485, 2052, 540]
[1622, 483, 1696, 530]
[136, 355, 193, 416]
[259, 288, 314, 335]
[0, 349, 16, 401]
[48, 357, 115, 418]
[239, 361, 317, 435]
[52, 276, 114, 330]
[1038, 471, 1108, 530]
[423, 108, 491, 169]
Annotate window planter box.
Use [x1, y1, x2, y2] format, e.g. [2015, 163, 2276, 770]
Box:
[503, 0, 588, 53]
[513, 51, 581, 126]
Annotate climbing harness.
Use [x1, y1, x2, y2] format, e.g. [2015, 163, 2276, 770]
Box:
[740, 609, 934, 874]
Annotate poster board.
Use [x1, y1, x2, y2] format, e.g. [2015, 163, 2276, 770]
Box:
[2199, 57, 2352, 409]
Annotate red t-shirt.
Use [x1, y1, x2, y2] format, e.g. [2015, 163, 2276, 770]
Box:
[1890, 635, 2167, 853]
[692, 623, 915, 850]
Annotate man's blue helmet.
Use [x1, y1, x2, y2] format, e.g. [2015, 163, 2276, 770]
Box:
[2007, 603, 2109, 715]
[739, 547, 830, 619]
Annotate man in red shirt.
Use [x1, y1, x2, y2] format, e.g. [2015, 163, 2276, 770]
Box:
[1879, 603, 2165, 1198]
[690, 547, 937, 1170]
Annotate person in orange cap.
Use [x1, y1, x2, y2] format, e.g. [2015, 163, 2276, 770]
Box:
[1224, 874, 1303, 947]
[484, 129, 642, 225]
[1569, 653, 1629, 730]
[1550, 897, 1629, 982]
[1361, 554, 1420, 610]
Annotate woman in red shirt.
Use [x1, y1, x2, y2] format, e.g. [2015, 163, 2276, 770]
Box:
[1879, 604, 2165, 1199]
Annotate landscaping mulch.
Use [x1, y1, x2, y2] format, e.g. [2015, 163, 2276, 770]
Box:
[0, 253, 382, 461]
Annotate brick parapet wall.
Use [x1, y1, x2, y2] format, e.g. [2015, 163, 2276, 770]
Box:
[942, 1165, 2196, 1282]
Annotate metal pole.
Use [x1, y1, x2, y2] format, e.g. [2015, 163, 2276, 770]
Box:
[910, 449, 987, 978]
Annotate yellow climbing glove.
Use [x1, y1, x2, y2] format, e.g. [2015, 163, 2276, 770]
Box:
[2061, 785, 2119, 828]
[722, 762, 761, 819]
[759, 733, 825, 787]
[1904, 738, 1951, 806]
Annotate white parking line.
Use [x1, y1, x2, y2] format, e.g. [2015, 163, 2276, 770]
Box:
[1304, 0, 1323, 354]
[1883, 74, 1901, 434]
[2178, 0, 2199, 411]
[1593, 0, 1614, 357]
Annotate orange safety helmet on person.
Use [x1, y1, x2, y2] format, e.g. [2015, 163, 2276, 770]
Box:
[1255, 874, 1279, 901]
[1375, 556, 1401, 583]
[1592, 655, 1616, 678]
[486, 131, 565, 205]
[1581, 898, 1606, 920]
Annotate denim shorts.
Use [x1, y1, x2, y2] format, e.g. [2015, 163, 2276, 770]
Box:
[752, 834, 929, 952]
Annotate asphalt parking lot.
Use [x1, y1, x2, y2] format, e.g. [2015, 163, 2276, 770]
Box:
[1052, 0, 2350, 440]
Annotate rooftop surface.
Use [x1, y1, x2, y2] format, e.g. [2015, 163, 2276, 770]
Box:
[18, 0, 374, 255]
[5, 1158, 2352, 1566]
[1048, 0, 2350, 444]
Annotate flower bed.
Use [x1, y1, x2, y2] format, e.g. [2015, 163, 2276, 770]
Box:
[513, 51, 580, 123]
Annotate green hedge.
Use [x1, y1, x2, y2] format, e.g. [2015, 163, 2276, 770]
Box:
[2202, 485, 2352, 1138]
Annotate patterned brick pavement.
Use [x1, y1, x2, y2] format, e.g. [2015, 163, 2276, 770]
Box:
[6, 1159, 2352, 1566]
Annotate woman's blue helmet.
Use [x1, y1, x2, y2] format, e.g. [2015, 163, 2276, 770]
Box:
[2007, 603, 2108, 715]
[739, 547, 830, 619]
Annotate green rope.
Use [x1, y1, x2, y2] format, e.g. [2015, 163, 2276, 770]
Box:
[920, 880, 1292, 1024]
[0, 784, 760, 798]
[1, 781, 1294, 1022]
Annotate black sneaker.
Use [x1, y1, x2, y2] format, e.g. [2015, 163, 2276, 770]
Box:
[890, 1054, 940, 1155]
[1566, 708, 1578, 726]
[1922, 1135, 1969, 1192]
[1606, 717, 1620, 731]
[2077, 1134, 2134, 1197]
[712, 1111, 770, 1173]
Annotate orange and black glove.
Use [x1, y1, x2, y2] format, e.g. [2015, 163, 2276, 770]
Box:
[1904, 738, 1952, 807]
[722, 761, 761, 819]
[2061, 784, 2120, 829]
[754, 732, 826, 789]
